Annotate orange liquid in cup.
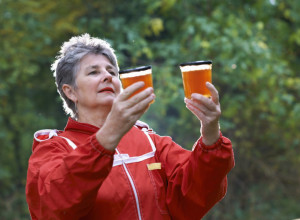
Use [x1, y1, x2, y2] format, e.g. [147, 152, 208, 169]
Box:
[119, 66, 154, 103]
[180, 61, 212, 99]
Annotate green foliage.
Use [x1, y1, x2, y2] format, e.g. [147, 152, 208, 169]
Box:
[1, 0, 300, 219]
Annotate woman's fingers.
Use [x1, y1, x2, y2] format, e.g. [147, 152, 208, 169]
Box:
[185, 82, 221, 127]
[185, 100, 205, 121]
[119, 81, 154, 107]
[190, 93, 217, 112]
[131, 93, 155, 114]
[189, 82, 220, 111]
[127, 87, 154, 107]
[119, 81, 145, 101]
[111, 81, 155, 126]
[185, 97, 211, 115]
[205, 82, 219, 105]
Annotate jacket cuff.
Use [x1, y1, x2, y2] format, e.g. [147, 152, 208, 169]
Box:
[198, 131, 223, 151]
[90, 134, 115, 157]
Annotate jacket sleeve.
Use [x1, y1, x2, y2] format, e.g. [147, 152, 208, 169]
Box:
[26, 134, 115, 220]
[151, 132, 235, 220]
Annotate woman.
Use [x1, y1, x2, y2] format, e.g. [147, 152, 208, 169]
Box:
[26, 33, 234, 220]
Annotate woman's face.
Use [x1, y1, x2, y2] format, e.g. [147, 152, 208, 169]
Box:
[71, 54, 121, 112]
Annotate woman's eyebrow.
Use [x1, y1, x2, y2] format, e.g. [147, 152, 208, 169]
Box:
[85, 64, 117, 72]
[83, 65, 99, 72]
[107, 65, 118, 72]
[87, 65, 99, 70]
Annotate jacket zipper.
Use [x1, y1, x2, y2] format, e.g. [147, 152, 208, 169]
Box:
[116, 149, 142, 220]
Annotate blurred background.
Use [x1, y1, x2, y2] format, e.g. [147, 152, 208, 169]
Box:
[1, 0, 299, 219]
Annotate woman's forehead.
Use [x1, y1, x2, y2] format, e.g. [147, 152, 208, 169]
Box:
[80, 54, 115, 70]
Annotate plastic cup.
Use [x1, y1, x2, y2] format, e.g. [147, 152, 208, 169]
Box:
[119, 65, 154, 102]
[179, 60, 212, 99]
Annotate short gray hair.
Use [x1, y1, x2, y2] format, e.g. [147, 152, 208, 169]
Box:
[51, 33, 119, 118]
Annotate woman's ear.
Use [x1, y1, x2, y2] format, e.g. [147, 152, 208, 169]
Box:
[62, 84, 77, 103]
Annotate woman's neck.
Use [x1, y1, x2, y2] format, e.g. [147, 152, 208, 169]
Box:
[77, 107, 111, 128]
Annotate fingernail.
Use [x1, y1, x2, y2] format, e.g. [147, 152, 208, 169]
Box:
[147, 87, 153, 93]
[184, 98, 190, 103]
[138, 81, 145, 86]
[191, 94, 197, 100]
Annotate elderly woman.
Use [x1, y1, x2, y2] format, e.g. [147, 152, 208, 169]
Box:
[26, 34, 234, 220]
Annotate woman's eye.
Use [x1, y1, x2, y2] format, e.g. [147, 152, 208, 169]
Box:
[89, 71, 97, 75]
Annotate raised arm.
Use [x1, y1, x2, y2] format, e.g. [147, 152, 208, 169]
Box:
[152, 132, 234, 219]
[96, 81, 155, 151]
[152, 82, 234, 219]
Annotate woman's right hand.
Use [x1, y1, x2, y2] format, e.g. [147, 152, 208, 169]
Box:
[96, 81, 155, 151]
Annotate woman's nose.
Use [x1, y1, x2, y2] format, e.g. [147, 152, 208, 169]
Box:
[102, 71, 112, 82]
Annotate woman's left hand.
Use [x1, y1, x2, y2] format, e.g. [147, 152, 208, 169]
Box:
[184, 82, 221, 146]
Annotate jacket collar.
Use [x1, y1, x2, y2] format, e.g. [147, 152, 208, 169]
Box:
[64, 117, 100, 134]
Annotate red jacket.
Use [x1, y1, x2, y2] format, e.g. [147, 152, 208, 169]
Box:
[26, 118, 234, 220]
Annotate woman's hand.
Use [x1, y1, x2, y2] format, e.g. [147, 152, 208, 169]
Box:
[184, 82, 221, 146]
[96, 82, 155, 151]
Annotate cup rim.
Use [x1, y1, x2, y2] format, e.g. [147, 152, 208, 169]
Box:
[179, 60, 212, 66]
[119, 65, 152, 74]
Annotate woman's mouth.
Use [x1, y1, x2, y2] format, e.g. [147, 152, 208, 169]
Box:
[98, 87, 114, 93]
